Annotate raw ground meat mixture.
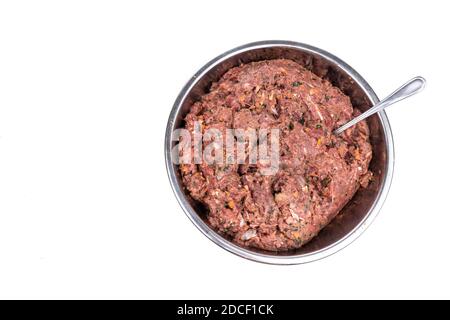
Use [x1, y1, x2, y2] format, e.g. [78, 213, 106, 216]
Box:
[180, 59, 372, 251]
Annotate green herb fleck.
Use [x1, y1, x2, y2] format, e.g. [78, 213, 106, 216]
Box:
[299, 117, 305, 125]
[292, 81, 302, 87]
[316, 123, 322, 129]
[324, 95, 331, 102]
[288, 122, 294, 130]
[321, 176, 332, 188]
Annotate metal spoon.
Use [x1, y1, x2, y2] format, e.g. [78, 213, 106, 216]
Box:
[333, 76, 426, 135]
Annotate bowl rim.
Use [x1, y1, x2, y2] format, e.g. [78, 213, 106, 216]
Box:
[165, 40, 394, 265]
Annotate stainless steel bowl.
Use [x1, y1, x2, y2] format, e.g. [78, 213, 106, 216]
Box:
[165, 40, 394, 264]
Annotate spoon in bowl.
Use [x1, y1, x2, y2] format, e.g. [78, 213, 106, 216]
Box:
[333, 76, 426, 135]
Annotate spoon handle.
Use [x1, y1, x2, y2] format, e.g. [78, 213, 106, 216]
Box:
[334, 76, 426, 135]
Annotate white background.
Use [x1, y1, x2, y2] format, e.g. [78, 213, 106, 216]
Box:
[0, 1, 448, 299]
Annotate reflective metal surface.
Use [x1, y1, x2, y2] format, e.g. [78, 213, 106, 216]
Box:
[165, 40, 395, 264]
[334, 76, 426, 134]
